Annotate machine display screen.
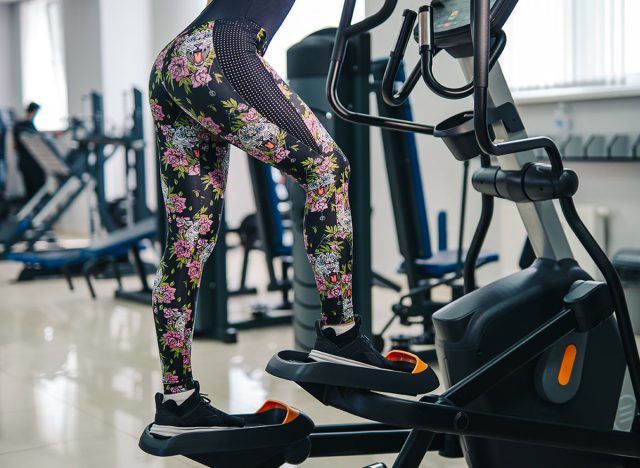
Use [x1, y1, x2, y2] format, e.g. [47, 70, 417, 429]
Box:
[433, 0, 499, 33]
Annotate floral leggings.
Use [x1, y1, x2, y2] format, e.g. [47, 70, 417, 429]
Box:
[149, 19, 355, 393]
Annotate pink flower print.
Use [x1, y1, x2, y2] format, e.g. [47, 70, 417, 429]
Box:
[163, 308, 179, 320]
[160, 284, 176, 304]
[169, 195, 186, 213]
[155, 49, 168, 72]
[207, 169, 226, 189]
[242, 108, 259, 123]
[164, 374, 180, 385]
[327, 285, 342, 299]
[201, 120, 221, 135]
[216, 145, 228, 157]
[164, 148, 185, 165]
[182, 348, 191, 369]
[174, 239, 193, 259]
[187, 260, 201, 280]
[304, 115, 319, 135]
[168, 56, 190, 81]
[207, 22, 215, 29]
[314, 275, 328, 291]
[188, 164, 200, 176]
[321, 315, 329, 326]
[311, 198, 328, 212]
[318, 157, 334, 174]
[161, 125, 172, 137]
[191, 67, 212, 88]
[175, 217, 188, 229]
[198, 131, 211, 142]
[305, 191, 313, 205]
[237, 103, 249, 112]
[150, 102, 165, 122]
[274, 147, 290, 163]
[183, 307, 193, 322]
[314, 158, 323, 165]
[198, 217, 213, 235]
[166, 151, 188, 168]
[342, 274, 352, 286]
[163, 330, 184, 349]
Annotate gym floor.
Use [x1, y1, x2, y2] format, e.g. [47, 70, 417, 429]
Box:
[0, 248, 465, 468]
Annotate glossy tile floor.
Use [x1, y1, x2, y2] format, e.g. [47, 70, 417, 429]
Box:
[0, 250, 467, 467]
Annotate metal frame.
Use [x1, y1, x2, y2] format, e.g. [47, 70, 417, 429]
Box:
[286, 1, 640, 467]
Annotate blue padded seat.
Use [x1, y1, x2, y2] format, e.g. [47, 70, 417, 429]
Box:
[6, 249, 85, 269]
[258, 163, 291, 258]
[6, 217, 157, 268]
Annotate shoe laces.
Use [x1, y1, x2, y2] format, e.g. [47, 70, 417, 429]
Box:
[199, 392, 211, 405]
[198, 392, 224, 416]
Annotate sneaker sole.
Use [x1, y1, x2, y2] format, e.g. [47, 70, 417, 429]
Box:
[308, 349, 400, 372]
[149, 424, 240, 437]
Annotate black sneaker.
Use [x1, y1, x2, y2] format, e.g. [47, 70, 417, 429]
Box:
[309, 316, 415, 373]
[150, 381, 244, 437]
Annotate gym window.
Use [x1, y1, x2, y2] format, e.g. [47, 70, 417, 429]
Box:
[501, 0, 640, 101]
[19, 0, 68, 130]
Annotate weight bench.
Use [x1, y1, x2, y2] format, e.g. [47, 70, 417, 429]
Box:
[6, 217, 157, 298]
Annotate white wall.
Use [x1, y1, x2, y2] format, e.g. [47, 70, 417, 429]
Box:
[61, 0, 103, 119]
[98, 0, 153, 204]
[518, 98, 640, 255]
[0, 4, 20, 109]
[0, 3, 23, 199]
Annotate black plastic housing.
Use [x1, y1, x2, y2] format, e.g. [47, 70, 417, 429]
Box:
[433, 259, 626, 468]
[472, 163, 579, 202]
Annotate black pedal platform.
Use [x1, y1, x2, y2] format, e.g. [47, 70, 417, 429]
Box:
[266, 350, 439, 396]
[139, 401, 314, 468]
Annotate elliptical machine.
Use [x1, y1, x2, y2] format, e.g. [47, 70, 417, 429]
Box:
[139, 1, 640, 467]
[266, 0, 640, 466]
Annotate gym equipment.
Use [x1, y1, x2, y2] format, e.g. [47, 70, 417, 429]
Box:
[0, 131, 89, 255]
[227, 157, 294, 320]
[0, 111, 7, 197]
[139, 400, 315, 468]
[613, 249, 640, 333]
[227, 159, 293, 304]
[371, 58, 498, 355]
[192, 156, 296, 342]
[265, 1, 640, 467]
[226, 213, 260, 296]
[4, 91, 155, 290]
[6, 217, 156, 298]
[286, 28, 373, 351]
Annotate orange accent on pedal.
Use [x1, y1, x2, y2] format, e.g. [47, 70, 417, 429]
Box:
[256, 400, 300, 424]
[558, 344, 577, 386]
[385, 350, 429, 374]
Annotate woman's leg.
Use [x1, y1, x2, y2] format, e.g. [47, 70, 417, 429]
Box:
[149, 74, 230, 395]
[160, 19, 355, 329]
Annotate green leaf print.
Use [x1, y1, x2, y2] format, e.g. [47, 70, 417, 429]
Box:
[221, 98, 238, 113]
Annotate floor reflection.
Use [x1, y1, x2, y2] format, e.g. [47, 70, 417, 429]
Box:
[0, 250, 466, 467]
